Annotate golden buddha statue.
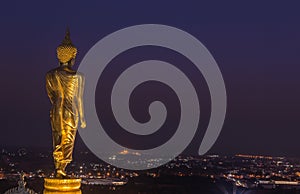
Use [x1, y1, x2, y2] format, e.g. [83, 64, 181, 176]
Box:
[45, 28, 86, 180]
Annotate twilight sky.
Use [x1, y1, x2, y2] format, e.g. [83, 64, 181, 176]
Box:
[0, 1, 300, 157]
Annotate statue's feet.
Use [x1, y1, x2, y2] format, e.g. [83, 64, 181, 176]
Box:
[55, 170, 69, 179]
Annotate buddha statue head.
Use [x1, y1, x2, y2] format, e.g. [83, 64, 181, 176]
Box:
[56, 28, 77, 67]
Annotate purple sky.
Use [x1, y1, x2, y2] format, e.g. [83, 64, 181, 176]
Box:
[0, 1, 300, 157]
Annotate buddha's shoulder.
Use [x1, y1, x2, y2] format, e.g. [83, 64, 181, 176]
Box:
[46, 68, 59, 75]
[76, 71, 85, 78]
[46, 68, 84, 79]
[46, 69, 58, 79]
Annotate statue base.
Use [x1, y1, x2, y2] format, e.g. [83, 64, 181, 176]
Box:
[44, 178, 81, 192]
[44, 189, 82, 194]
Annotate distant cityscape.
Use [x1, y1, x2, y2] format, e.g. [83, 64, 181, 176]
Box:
[1, 147, 300, 193]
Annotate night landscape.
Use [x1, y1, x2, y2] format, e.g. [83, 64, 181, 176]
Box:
[1, 1, 300, 194]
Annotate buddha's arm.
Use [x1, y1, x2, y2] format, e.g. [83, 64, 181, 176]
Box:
[78, 74, 86, 128]
[46, 73, 55, 104]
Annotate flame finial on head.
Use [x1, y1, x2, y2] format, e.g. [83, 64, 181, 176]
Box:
[56, 28, 77, 64]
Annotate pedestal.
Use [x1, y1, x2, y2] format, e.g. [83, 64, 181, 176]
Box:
[44, 178, 81, 192]
[44, 189, 82, 194]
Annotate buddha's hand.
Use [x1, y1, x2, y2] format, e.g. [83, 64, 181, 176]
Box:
[80, 118, 86, 128]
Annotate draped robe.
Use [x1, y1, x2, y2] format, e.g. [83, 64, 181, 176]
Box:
[46, 67, 84, 170]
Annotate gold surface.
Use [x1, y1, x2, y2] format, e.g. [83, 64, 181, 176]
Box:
[44, 189, 82, 194]
[46, 29, 86, 178]
[44, 178, 81, 192]
[56, 28, 77, 64]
